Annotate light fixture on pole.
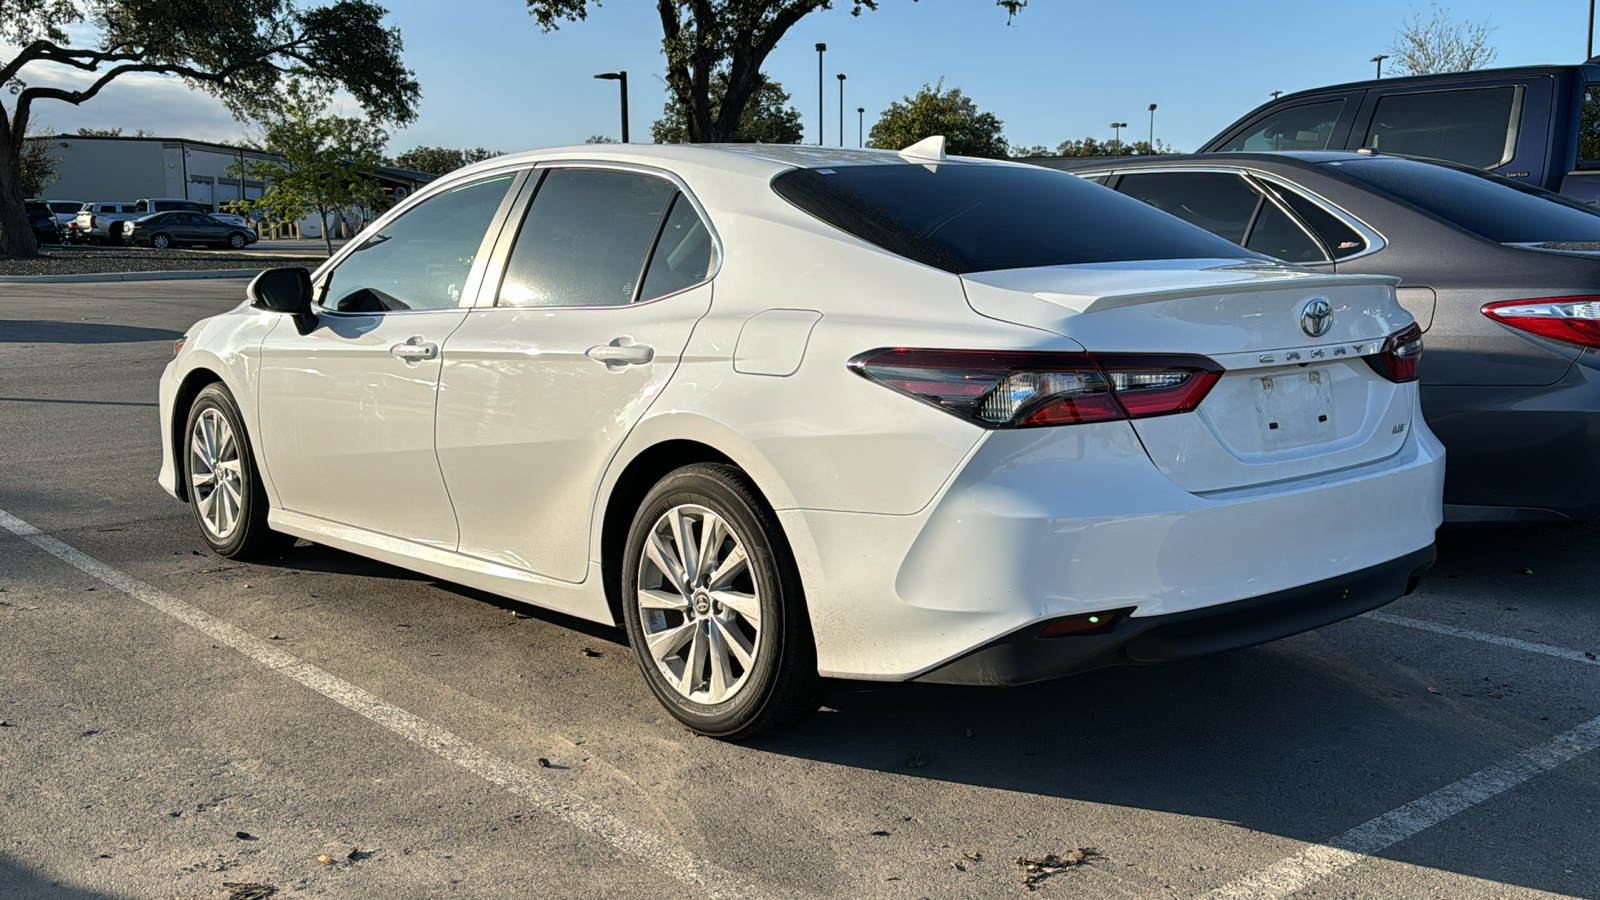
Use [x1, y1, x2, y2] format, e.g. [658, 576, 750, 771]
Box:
[815, 43, 827, 145]
[1111, 121, 1128, 145]
[593, 71, 629, 143]
[1371, 54, 1389, 78]
[1147, 103, 1157, 148]
[837, 73, 847, 147]
[857, 107, 865, 148]
[1271, 90, 1283, 99]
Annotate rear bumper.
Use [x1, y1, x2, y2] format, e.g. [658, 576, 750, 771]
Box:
[915, 545, 1435, 685]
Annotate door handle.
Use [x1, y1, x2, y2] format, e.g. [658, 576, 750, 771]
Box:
[390, 336, 439, 362]
[586, 341, 654, 366]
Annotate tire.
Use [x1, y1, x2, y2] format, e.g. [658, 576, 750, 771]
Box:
[228, 232, 247, 249]
[621, 464, 823, 740]
[150, 233, 171, 250]
[183, 383, 291, 559]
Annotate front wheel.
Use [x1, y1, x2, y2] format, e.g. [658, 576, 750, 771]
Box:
[228, 232, 248, 249]
[150, 233, 171, 250]
[621, 464, 823, 740]
[183, 384, 290, 559]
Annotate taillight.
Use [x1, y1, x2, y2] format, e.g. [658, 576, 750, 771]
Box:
[1481, 297, 1600, 349]
[847, 348, 1223, 429]
[1364, 322, 1423, 383]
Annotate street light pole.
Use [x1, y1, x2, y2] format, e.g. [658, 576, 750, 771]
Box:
[1111, 121, 1127, 146]
[593, 71, 629, 142]
[1371, 54, 1389, 79]
[1271, 90, 1283, 100]
[1147, 103, 1157, 148]
[816, 43, 827, 145]
[1589, 0, 1595, 59]
[837, 73, 846, 147]
[857, 107, 865, 148]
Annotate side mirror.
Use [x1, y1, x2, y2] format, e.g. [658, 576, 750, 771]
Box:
[248, 267, 317, 335]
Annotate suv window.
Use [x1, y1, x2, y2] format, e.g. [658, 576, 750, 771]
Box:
[1362, 86, 1518, 168]
[1329, 156, 1600, 243]
[771, 164, 1251, 274]
[1217, 100, 1346, 152]
[496, 168, 678, 307]
[1114, 172, 1261, 243]
[1579, 83, 1600, 169]
[48, 202, 78, 214]
[322, 174, 515, 312]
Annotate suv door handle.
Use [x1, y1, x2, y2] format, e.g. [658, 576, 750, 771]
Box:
[390, 336, 439, 362]
[586, 342, 654, 366]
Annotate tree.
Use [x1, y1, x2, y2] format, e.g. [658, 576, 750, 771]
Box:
[1, 0, 420, 259]
[526, 0, 1024, 144]
[228, 79, 390, 257]
[19, 129, 57, 196]
[584, 135, 619, 144]
[652, 71, 801, 144]
[867, 81, 1009, 159]
[1045, 136, 1176, 157]
[1388, 2, 1497, 76]
[73, 126, 154, 137]
[389, 145, 502, 175]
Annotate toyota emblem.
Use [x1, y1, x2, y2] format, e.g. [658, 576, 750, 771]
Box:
[1300, 298, 1333, 338]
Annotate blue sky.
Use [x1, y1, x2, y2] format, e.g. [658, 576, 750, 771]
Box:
[15, 0, 1593, 156]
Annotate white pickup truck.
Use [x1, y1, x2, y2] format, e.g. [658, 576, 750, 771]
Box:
[73, 201, 140, 245]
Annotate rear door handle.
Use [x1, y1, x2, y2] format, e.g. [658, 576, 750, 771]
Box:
[390, 336, 439, 362]
[586, 342, 654, 366]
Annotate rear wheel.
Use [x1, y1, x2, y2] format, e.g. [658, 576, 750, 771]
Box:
[621, 464, 822, 740]
[183, 384, 290, 559]
[228, 232, 248, 249]
[150, 233, 171, 250]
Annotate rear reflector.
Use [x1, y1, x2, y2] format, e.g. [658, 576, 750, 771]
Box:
[1039, 608, 1133, 637]
[1482, 296, 1600, 349]
[1363, 322, 1423, 383]
[848, 348, 1223, 429]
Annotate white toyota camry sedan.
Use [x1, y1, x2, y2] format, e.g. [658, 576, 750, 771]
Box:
[158, 140, 1444, 738]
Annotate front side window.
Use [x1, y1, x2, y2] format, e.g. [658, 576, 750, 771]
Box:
[322, 174, 514, 312]
[496, 168, 678, 307]
[1218, 100, 1346, 152]
[1362, 86, 1519, 169]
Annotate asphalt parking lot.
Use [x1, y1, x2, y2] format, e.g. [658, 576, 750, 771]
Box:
[1, 278, 1597, 900]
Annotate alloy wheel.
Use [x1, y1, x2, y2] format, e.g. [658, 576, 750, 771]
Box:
[189, 407, 244, 541]
[635, 504, 762, 705]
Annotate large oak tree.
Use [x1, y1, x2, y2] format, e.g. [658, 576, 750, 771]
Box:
[525, 0, 1025, 144]
[1, 0, 420, 258]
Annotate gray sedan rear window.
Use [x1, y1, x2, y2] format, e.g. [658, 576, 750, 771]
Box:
[771, 164, 1253, 274]
[1328, 157, 1600, 243]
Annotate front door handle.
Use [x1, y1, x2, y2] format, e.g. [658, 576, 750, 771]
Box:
[586, 341, 654, 366]
[390, 336, 439, 363]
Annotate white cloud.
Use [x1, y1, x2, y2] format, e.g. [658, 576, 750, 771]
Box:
[11, 60, 253, 143]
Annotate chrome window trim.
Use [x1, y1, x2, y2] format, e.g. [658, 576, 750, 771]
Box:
[466, 158, 723, 312]
[1239, 176, 1334, 265]
[1098, 164, 1388, 264]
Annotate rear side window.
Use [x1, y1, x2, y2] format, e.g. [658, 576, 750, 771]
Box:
[1266, 185, 1368, 258]
[771, 164, 1252, 274]
[637, 195, 714, 301]
[1329, 157, 1600, 242]
[496, 168, 678, 307]
[1114, 172, 1260, 243]
[1362, 87, 1519, 169]
[1217, 100, 1345, 152]
[48, 202, 77, 214]
[1579, 83, 1600, 169]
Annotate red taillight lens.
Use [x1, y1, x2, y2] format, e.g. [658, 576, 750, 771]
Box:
[1481, 297, 1600, 349]
[848, 348, 1223, 429]
[1364, 322, 1423, 383]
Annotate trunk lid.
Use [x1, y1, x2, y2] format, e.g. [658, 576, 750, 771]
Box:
[962, 259, 1417, 492]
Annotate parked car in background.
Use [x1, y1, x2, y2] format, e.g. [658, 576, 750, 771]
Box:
[24, 200, 62, 247]
[74, 201, 141, 245]
[1201, 64, 1600, 205]
[134, 196, 252, 230]
[129, 211, 257, 250]
[41, 199, 84, 229]
[158, 143, 1442, 739]
[1063, 151, 1600, 523]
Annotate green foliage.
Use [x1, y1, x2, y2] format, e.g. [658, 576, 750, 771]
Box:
[1045, 136, 1176, 157]
[584, 135, 619, 144]
[652, 71, 801, 144]
[868, 80, 1008, 159]
[227, 79, 389, 256]
[1389, 2, 1497, 76]
[388, 145, 502, 175]
[73, 126, 153, 137]
[524, 0, 1024, 143]
[19, 128, 56, 196]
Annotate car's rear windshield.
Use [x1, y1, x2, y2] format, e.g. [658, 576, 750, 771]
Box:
[1325, 156, 1600, 243]
[770, 163, 1255, 274]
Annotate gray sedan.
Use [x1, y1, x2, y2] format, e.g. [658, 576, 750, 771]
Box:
[128, 211, 258, 250]
[1052, 151, 1600, 524]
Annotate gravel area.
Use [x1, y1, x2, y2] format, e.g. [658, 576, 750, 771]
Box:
[0, 246, 326, 277]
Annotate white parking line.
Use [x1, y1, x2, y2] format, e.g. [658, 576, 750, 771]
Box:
[1363, 611, 1600, 668]
[0, 509, 769, 900]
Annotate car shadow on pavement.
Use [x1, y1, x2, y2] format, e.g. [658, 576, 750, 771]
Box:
[0, 320, 183, 344]
[0, 855, 128, 899]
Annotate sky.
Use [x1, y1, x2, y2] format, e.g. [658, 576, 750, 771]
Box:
[11, 0, 1595, 157]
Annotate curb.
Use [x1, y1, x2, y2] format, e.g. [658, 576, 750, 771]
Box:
[0, 268, 268, 284]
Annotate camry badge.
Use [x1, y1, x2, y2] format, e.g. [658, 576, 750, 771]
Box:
[1300, 298, 1334, 338]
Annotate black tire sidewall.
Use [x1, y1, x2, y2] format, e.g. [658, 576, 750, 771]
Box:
[621, 465, 812, 738]
[183, 384, 279, 559]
